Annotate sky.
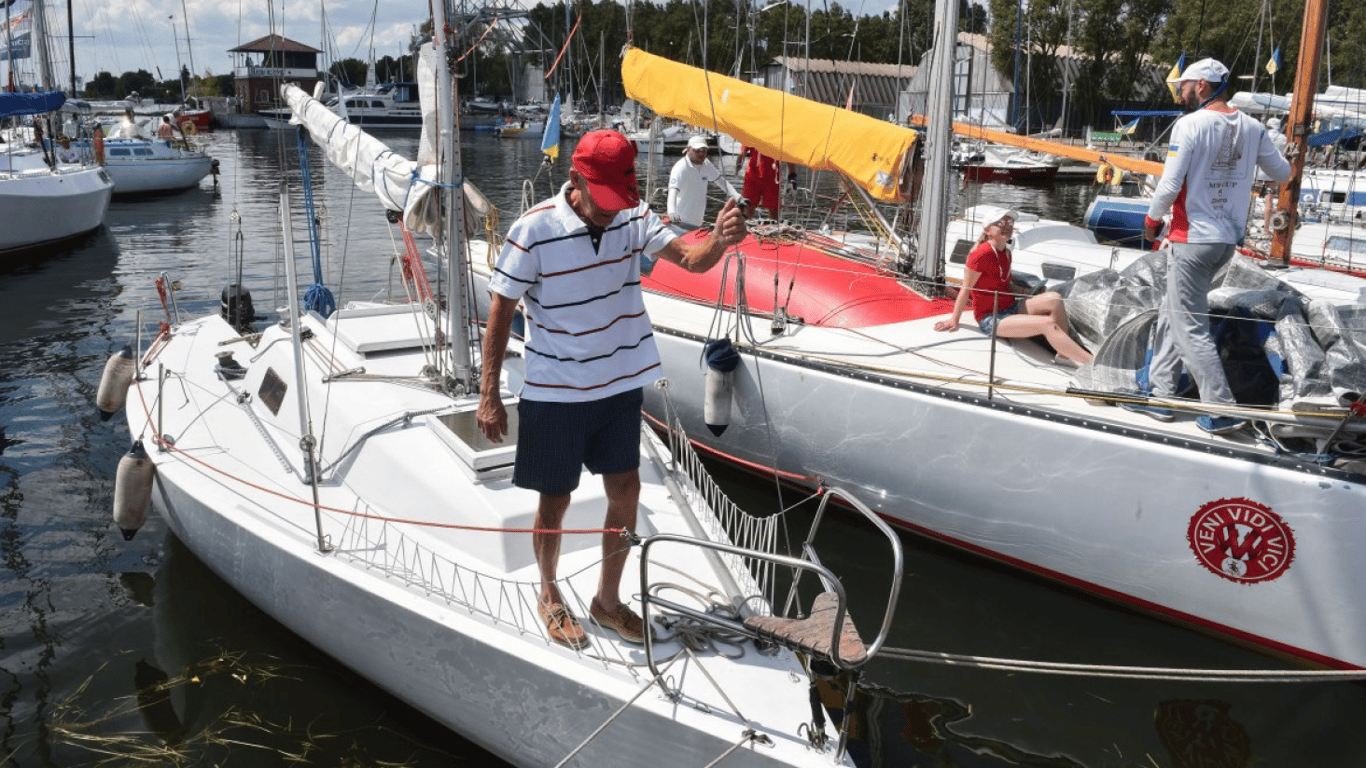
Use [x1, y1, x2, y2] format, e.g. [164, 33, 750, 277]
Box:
[22, 0, 904, 86]
[40, 0, 422, 84]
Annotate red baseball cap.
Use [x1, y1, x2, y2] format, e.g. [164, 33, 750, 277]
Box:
[572, 130, 640, 210]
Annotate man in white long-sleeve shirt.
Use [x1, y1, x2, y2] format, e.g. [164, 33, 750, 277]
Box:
[1133, 57, 1291, 436]
[666, 135, 739, 232]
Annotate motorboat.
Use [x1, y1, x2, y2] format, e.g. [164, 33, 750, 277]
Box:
[1, 92, 113, 256]
[103, 29, 904, 768]
[612, 30, 1366, 672]
[953, 140, 1059, 182]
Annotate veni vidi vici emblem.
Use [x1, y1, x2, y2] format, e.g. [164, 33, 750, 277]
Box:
[1187, 498, 1295, 583]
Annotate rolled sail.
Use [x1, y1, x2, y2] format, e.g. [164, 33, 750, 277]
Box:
[622, 47, 917, 202]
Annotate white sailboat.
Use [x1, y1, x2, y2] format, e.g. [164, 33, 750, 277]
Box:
[606, 0, 1366, 671]
[105, 9, 901, 767]
[2, 0, 112, 255]
[93, 114, 215, 195]
[1, 92, 113, 256]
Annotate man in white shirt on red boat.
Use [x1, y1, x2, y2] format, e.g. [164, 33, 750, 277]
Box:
[1135, 58, 1290, 435]
[666, 135, 739, 233]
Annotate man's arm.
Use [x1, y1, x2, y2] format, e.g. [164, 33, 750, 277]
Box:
[653, 198, 747, 273]
[1144, 121, 1194, 237]
[1257, 128, 1292, 183]
[476, 293, 521, 443]
[709, 160, 741, 201]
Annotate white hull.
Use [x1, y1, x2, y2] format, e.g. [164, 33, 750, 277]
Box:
[638, 291, 1366, 669]
[0, 164, 112, 253]
[104, 156, 213, 194]
[125, 307, 861, 768]
[96, 138, 215, 195]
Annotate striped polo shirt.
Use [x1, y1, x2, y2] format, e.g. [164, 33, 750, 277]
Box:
[489, 182, 678, 403]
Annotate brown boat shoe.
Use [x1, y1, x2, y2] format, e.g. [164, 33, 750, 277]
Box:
[538, 602, 589, 650]
[590, 600, 652, 644]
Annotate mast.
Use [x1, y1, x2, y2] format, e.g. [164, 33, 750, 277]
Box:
[66, 0, 74, 95]
[1268, 0, 1328, 267]
[910, 0, 959, 288]
[34, 0, 53, 89]
[433, 0, 474, 392]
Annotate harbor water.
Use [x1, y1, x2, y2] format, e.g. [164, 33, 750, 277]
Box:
[3, 129, 1365, 767]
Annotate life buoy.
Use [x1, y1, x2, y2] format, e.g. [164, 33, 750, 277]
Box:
[1095, 163, 1115, 185]
[179, 120, 197, 137]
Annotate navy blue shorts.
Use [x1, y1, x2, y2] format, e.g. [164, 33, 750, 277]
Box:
[512, 388, 644, 495]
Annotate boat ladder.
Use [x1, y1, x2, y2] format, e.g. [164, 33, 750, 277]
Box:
[638, 485, 903, 760]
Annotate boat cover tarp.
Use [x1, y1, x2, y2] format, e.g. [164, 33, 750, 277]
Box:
[0, 91, 65, 119]
[1065, 250, 1366, 415]
[621, 47, 917, 202]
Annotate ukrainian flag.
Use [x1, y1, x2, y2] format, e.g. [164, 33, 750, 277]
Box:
[540, 93, 562, 162]
[1117, 117, 1141, 136]
[1265, 47, 1281, 76]
[1166, 53, 1186, 104]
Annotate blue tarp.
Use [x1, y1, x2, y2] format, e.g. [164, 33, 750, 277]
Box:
[1308, 127, 1363, 147]
[0, 90, 65, 119]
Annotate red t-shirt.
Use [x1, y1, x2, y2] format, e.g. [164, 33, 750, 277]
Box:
[965, 240, 1016, 322]
[741, 147, 780, 208]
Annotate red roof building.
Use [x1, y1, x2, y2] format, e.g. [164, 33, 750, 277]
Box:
[229, 35, 322, 113]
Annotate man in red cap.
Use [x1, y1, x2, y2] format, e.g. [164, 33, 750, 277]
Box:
[477, 129, 746, 649]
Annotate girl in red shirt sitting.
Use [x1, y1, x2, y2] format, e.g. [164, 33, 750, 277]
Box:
[934, 213, 1093, 366]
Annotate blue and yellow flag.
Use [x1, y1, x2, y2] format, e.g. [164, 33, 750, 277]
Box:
[1166, 53, 1186, 104]
[1265, 47, 1281, 76]
[1117, 117, 1141, 136]
[540, 93, 562, 162]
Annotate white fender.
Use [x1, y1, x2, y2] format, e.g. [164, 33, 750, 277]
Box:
[704, 368, 734, 436]
[96, 344, 135, 421]
[113, 440, 155, 541]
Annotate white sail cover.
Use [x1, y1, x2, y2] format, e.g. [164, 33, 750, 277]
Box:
[282, 79, 441, 237]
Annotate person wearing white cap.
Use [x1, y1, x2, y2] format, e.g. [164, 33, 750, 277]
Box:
[1134, 57, 1291, 435]
[666, 135, 740, 232]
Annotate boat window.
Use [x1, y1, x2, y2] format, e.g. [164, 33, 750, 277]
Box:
[371, 100, 384, 109]
[1325, 236, 1366, 255]
[109, 148, 131, 156]
[948, 239, 974, 265]
[134, 149, 153, 156]
[259, 368, 287, 416]
[1041, 263, 1076, 282]
[346, 100, 364, 109]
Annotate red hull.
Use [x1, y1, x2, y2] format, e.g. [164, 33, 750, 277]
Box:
[643, 229, 950, 328]
[179, 109, 213, 130]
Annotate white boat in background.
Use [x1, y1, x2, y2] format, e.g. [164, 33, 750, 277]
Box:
[612, 0, 1366, 672]
[1, 92, 113, 256]
[953, 140, 1059, 182]
[104, 24, 902, 768]
[94, 116, 216, 195]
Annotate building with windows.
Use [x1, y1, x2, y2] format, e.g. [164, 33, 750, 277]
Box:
[229, 35, 322, 116]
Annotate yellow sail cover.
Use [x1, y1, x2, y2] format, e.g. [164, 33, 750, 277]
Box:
[622, 47, 917, 202]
